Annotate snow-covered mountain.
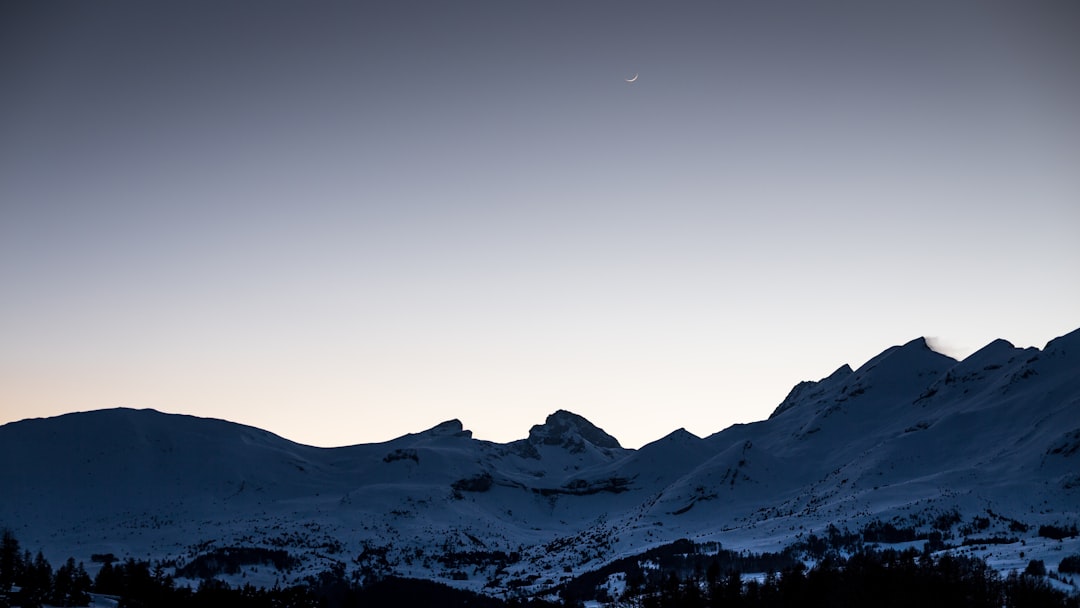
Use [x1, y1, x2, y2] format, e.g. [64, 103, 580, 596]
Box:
[2, 329, 1078, 595]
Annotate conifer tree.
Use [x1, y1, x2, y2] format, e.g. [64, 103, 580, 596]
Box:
[0, 529, 21, 591]
[51, 557, 92, 606]
[20, 551, 53, 608]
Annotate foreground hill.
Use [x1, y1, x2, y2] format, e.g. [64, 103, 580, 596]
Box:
[2, 329, 1078, 597]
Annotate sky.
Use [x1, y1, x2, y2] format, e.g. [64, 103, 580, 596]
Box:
[1, 1, 1078, 449]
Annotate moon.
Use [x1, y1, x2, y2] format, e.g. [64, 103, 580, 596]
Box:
[625, 73, 638, 83]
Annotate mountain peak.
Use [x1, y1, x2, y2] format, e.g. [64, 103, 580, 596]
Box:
[666, 428, 700, 441]
[855, 336, 956, 375]
[769, 364, 854, 419]
[422, 419, 472, 438]
[769, 339, 957, 419]
[830, 363, 855, 377]
[1045, 326, 1080, 357]
[900, 336, 938, 354]
[527, 410, 622, 449]
[959, 338, 1020, 368]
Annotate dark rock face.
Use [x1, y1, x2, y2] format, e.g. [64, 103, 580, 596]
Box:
[527, 410, 622, 450]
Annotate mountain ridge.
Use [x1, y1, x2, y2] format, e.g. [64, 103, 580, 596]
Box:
[2, 328, 1078, 597]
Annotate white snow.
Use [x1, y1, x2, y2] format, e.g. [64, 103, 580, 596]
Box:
[1, 328, 1078, 597]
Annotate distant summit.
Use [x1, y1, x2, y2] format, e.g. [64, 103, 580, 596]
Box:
[421, 419, 472, 439]
[526, 409, 622, 450]
[771, 364, 852, 419]
[770, 336, 956, 419]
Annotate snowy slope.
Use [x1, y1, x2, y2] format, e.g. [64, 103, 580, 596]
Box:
[1, 329, 1078, 594]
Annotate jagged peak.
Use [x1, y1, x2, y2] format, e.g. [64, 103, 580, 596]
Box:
[666, 427, 700, 441]
[987, 337, 1017, 349]
[422, 419, 472, 439]
[907, 336, 930, 348]
[865, 336, 929, 361]
[827, 363, 854, 379]
[770, 338, 960, 419]
[771, 381, 819, 419]
[646, 428, 702, 445]
[853, 336, 956, 377]
[769, 364, 853, 419]
[957, 338, 1020, 367]
[527, 410, 622, 449]
[912, 337, 1036, 406]
[1045, 326, 1080, 357]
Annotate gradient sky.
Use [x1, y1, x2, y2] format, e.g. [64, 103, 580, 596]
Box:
[2, 1, 1078, 449]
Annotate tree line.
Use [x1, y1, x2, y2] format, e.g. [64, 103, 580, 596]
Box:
[1, 529, 91, 607]
[2, 528, 1078, 607]
[605, 547, 1078, 608]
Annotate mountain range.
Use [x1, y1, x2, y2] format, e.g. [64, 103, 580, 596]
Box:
[2, 328, 1079, 597]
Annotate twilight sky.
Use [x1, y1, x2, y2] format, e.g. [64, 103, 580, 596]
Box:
[2, 1, 1078, 449]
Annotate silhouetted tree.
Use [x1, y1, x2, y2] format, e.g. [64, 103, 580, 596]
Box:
[18, 551, 53, 608]
[51, 557, 91, 606]
[1003, 570, 1072, 608]
[94, 560, 121, 594]
[0, 530, 21, 592]
[1059, 554, 1080, 575]
[722, 569, 743, 608]
[1025, 559, 1047, 577]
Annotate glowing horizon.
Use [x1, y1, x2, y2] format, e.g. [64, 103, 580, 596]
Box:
[2, 1, 1078, 450]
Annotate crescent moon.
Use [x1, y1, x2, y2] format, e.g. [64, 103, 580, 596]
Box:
[625, 73, 638, 83]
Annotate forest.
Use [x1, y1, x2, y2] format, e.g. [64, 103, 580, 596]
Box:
[1, 529, 1077, 608]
